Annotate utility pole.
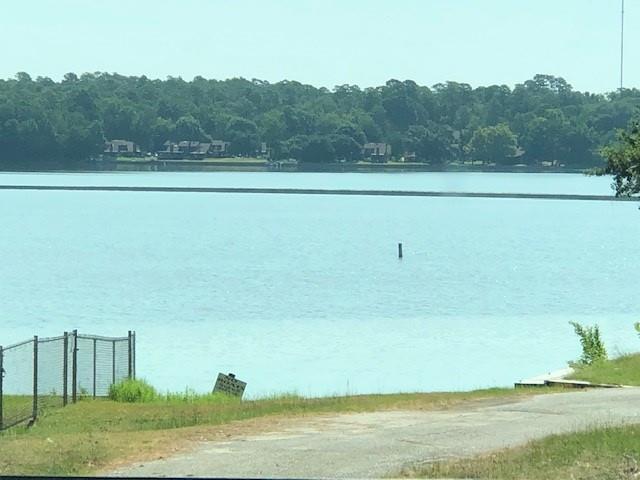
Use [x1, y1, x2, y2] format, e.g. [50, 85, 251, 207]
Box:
[620, 0, 625, 91]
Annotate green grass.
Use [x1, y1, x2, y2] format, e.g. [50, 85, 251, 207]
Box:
[114, 156, 267, 164]
[108, 378, 158, 403]
[567, 353, 640, 386]
[0, 387, 538, 476]
[114, 155, 155, 162]
[108, 378, 250, 405]
[2, 396, 33, 427]
[199, 156, 266, 163]
[401, 424, 640, 480]
[3, 395, 32, 412]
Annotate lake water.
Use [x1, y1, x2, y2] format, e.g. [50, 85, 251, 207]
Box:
[1, 171, 638, 397]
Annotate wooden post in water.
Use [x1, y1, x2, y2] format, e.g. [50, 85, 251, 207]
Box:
[398, 242, 403, 259]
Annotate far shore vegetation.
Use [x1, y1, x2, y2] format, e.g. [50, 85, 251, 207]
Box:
[0, 386, 544, 476]
[1, 72, 640, 172]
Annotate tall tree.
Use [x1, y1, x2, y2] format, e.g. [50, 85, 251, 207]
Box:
[601, 114, 640, 196]
[404, 122, 454, 164]
[466, 124, 518, 164]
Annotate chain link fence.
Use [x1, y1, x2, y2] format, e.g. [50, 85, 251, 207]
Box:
[0, 330, 135, 430]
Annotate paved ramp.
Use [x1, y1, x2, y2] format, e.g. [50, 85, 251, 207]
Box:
[111, 388, 640, 479]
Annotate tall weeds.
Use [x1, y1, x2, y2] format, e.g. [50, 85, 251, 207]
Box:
[569, 321, 607, 365]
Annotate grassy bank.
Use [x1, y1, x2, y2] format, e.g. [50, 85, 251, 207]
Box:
[0, 388, 538, 476]
[402, 423, 640, 480]
[115, 156, 268, 164]
[567, 353, 640, 386]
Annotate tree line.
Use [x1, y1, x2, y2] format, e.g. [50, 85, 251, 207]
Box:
[0, 72, 639, 168]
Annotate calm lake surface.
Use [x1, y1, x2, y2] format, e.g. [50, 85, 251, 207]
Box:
[1, 171, 638, 397]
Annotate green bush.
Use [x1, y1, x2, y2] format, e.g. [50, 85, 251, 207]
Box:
[569, 321, 607, 365]
[108, 379, 157, 403]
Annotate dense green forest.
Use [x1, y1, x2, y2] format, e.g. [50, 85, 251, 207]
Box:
[0, 72, 639, 169]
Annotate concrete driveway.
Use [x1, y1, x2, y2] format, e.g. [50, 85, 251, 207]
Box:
[111, 388, 640, 479]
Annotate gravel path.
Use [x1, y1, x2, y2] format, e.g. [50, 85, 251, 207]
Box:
[111, 388, 640, 479]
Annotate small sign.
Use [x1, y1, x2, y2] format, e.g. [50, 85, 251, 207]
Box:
[213, 372, 247, 398]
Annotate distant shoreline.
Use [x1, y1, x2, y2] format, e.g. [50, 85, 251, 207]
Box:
[0, 160, 594, 175]
[112, 158, 591, 174]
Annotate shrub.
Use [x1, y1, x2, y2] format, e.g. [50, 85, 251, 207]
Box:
[108, 378, 157, 403]
[569, 321, 607, 365]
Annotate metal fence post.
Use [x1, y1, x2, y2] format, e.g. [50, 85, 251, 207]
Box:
[0, 345, 4, 430]
[72, 330, 78, 403]
[33, 336, 38, 422]
[132, 331, 136, 379]
[62, 332, 68, 406]
[112, 340, 116, 385]
[92, 338, 97, 398]
[127, 331, 133, 379]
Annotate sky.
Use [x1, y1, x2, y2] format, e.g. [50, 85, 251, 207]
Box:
[0, 0, 638, 93]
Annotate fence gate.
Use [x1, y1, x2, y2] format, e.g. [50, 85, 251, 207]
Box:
[0, 330, 135, 430]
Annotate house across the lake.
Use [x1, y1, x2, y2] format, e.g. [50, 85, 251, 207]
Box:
[208, 140, 231, 157]
[104, 140, 141, 157]
[362, 143, 392, 162]
[402, 151, 417, 162]
[256, 142, 270, 158]
[158, 140, 230, 160]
